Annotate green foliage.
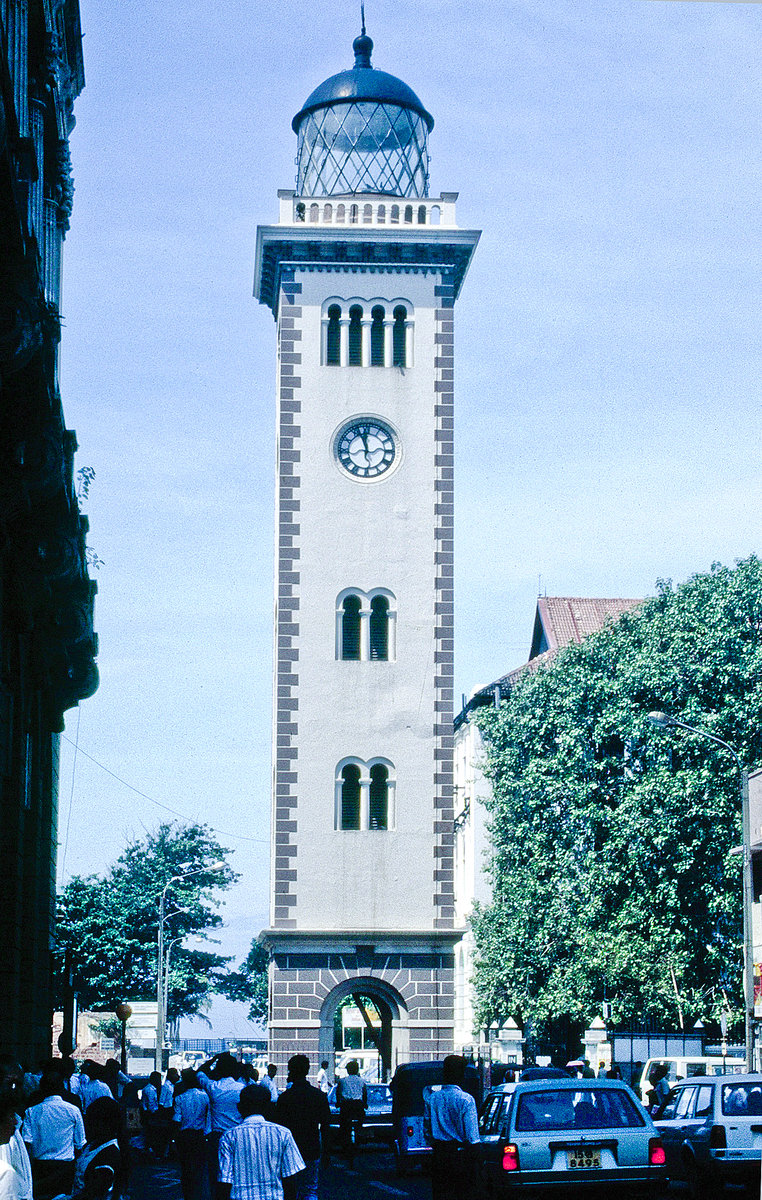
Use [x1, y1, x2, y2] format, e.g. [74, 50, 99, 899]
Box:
[217, 941, 269, 1023]
[55, 822, 238, 1019]
[472, 557, 762, 1036]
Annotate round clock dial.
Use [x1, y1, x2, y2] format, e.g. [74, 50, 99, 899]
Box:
[336, 419, 397, 479]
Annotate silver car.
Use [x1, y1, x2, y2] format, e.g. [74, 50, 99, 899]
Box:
[480, 1077, 666, 1197]
[653, 1072, 762, 1197]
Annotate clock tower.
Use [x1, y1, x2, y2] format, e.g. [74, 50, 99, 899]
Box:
[255, 27, 480, 1076]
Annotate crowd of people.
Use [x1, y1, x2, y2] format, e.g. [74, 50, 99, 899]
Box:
[0, 1050, 348, 1200]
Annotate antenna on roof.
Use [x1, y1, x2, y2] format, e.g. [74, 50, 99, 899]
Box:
[538, 574, 542, 597]
[361, 0, 366, 35]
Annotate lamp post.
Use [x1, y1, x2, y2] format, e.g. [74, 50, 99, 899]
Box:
[648, 711, 755, 1071]
[156, 861, 225, 1071]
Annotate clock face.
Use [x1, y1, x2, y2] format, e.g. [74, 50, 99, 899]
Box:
[336, 419, 397, 479]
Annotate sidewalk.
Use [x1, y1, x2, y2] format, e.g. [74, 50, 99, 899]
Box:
[125, 1155, 183, 1200]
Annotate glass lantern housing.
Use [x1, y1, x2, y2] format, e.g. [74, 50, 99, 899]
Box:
[292, 33, 433, 199]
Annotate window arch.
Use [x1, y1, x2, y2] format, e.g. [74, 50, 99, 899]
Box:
[348, 305, 363, 366]
[377, 204, 386, 223]
[340, 765, 361, 830]
[369, 764, 389, 830]
[393, 306, 407, 368]
[336, 203, 346, 223]
[404, 204, 413, 224]
[341, 594, 362, 660]
[349, 203, 359, 224]
[363, 203, 373, 224]
[326, 304, 341, 366]
[336, 589, 396, 661]
[309, 203, 319, 223]
[369, 595, 389, 660]
[418, 204, 427, 224]
[370, 306, 385, 367]
[390, 204, 400, 225]
[335, 758, 395, 830]
[323, 202, 333, 222]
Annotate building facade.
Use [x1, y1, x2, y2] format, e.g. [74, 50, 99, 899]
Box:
[0, 0, 98, 1063]
[255, 29, 479, 1076]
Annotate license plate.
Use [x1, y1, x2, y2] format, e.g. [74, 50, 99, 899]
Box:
[567, 1147, 602, 1169]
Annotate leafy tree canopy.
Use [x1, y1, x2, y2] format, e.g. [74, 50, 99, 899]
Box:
[471, 557, 762, 1036]
[55, 822, 238, 1020]
[217, 940, 269, 1023]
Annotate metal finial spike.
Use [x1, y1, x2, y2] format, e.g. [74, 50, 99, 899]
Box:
[361, 1, 366, 35]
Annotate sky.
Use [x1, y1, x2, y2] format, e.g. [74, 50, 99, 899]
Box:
[57, 0, 762, 1034]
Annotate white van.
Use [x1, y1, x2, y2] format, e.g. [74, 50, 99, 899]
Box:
[638, 1055, 745, 1105]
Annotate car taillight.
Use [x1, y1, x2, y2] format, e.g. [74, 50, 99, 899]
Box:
[502, 1143, 519, 1172]
[648, 1138, 666, 1166]
[709, 1124, 727, 1150]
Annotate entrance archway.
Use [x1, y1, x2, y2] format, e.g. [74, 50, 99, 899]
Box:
[319, 975, 408, 1081]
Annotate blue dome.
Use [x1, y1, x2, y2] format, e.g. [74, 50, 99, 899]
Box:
[292, 34, 434, 134]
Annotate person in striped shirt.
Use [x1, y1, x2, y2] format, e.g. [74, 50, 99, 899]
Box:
[217, 1086, 303, 1200]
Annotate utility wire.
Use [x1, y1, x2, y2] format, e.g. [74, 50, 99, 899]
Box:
[60, 734, 269, 845]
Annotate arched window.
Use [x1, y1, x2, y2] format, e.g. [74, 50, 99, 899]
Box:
[377, 204, 386, 224]
[392, 306, 407, 368]
[430, 205, 441, 225]
[418, 205, 427, 224]
[363, 204, 373, 224]
[404, 205, 413, 224]
[336, 203, 346, 222]
[341, 594, 362, 659]
[340, 765, 361, 830]
[369, 595, 389, 659]
[309, 203, 319, 223]
[295, 202, 305, 222]
[390, 205, 400, 224]
[348, 305, 363, 366]
[323, 203, 332, 222]
[369, 764, 388, 830]
[370, 306, 385, 367]
[326, 305, 341, 366]
[350, 204, 359, 224]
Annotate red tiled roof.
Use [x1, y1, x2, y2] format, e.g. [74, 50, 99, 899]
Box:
[532, 597, 642, 657]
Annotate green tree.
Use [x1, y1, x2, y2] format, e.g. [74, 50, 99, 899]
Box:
[55, 821, 238, 1020]
[471, 557, 762, 1038]
[218, 940, 269, 1023]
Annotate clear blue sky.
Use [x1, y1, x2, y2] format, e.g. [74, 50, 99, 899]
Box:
[58, 0, 762, 1032]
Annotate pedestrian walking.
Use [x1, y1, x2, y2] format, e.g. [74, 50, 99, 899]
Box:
[70, 1096, 121, 1200]
[217, 1086, 303, 1200]
[314, 1064, 330, 1096]
[79, 1064, 113, 1114]
[335, 1061, 366, 1155]
[262, 1067, 279, 1105]
[21, 1070, 85, 1200]
[0, 1059, 32, 1200]
[274, 1056, 331, 1200]
[173, 1070, 211, 1200]
[140, 1071, 163, 1156]
[423, 1055, 480, 1200]
[0, 1090, 23, 1200]
[197, 1054, 244, 1192]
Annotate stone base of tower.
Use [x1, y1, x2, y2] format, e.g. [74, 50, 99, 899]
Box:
[261, 930, 463, 1079]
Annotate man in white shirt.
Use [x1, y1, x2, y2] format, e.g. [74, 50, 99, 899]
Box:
[314, 1063, 330, 1095]
[262, 1067, 278, 1105]
[217, 1086, 303, 1200]
[78, 1063, 112, 1113]
[0, 1060, 32, 1200]
[423, 1056, 480, 1200]
[0, 1093, 23, 1200]
[197, 1054, 245, 1192]
[21, 1073, 85, 1200]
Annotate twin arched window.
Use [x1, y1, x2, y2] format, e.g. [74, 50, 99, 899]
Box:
[322, 302, 412, 368]
[338, 591, 394, 661]
[337, 759, 393, 830]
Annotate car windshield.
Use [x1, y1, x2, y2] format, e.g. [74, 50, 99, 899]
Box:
[515, 1088, 646, 1132]
[722, 1085, 762, 1116]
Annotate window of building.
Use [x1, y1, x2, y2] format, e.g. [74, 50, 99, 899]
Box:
[404, 204, 413, 224]
[309, 203, 319, 222]
[336, 203, 346, 222]
[369, 595, 389, 659]
[418, 205, 427, 224]
[377, 204, 386, 223]
[326, 304, 341, 366]
[369, 764, 389, 829]
[370, 306, 385, 367]
[390, 204, 400, 224]
[341, 594, 362, 659]
[324, 202, 333, 222]
[363, 203, 373, 224]
[350, 203, 359, 224]
[340, 764, 361, 830]
[392, 306, 407, 367]
[348, 305, 363, 365]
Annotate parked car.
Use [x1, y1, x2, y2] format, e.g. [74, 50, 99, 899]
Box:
[653, 1072, 762, 1197]
[480, 1077, 666, 1197]
[327, 1082, 393, 1141]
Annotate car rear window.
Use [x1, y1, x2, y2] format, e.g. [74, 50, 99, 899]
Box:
[515, 1088, 646, 1132]
[721, 1085, 762, 1116]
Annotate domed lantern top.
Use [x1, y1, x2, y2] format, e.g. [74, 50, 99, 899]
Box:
[292, 30, 433, 199]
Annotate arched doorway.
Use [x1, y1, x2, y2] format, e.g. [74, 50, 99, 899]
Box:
[319, 976, 408, 1081]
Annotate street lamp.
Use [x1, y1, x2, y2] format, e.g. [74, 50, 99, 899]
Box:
[648, 710, 755, 1070]
[156, 861, 225, 1071]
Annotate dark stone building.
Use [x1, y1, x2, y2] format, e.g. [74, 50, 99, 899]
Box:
[0, 0, 98, 1063]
